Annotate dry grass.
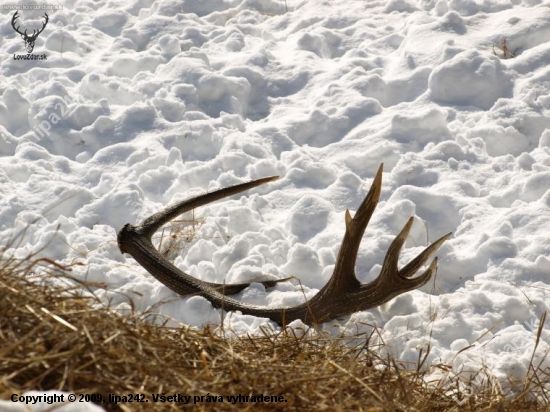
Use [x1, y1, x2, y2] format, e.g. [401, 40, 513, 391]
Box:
[1, 229, 549, 411]
[492, 38, 517, 59]
[155, 210, 208, 261]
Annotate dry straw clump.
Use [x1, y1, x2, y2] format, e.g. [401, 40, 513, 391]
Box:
[0, 233, 548, 411]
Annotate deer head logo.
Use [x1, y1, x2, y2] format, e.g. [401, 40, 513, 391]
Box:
[11, 11, 49, 54]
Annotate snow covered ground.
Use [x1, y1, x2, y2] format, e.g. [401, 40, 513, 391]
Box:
[1, 0, 550, 407]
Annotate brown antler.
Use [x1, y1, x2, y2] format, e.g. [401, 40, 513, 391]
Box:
[117, 164, 452, 325]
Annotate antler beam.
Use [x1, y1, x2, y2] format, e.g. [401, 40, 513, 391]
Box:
[117, 164, 452, 325]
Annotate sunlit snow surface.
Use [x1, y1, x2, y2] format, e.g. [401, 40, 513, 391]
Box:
[1, 0, 550, 403]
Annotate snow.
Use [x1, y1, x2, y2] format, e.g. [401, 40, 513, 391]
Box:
[1, 0, 550, 408]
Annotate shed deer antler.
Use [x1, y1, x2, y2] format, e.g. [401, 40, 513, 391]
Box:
[118, 164, 452, 325]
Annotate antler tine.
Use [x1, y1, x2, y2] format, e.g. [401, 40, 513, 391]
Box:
[381, 216, 415, 275]
[346, 163, 383, 236]
[411, 256, 440, 288]
[380, 256, 440, 294]
[139, 175, 279, 236]
[399, 231, 453, 278]
[376, 216, 451, 289]
[331, 164, 383, 287]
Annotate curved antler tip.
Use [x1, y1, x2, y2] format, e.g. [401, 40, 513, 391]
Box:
[434, 231, 453, 247]
[402, 216, 414, 232]
[425, 256, 440, 275]
[254, 175, 279, 185]
[252, 174, 280, 187]
[345, 209, 352, 228]
[374, 164, 383, 182]
[401, 256, 439, 285]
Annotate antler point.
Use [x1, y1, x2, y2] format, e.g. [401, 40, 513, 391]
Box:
[345, 209, 352, 226]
